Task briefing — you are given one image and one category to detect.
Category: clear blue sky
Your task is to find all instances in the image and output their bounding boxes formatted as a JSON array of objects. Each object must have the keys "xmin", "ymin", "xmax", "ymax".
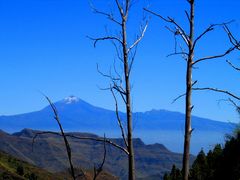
[{"xmin": 0, "ymin": 0, "xmax": 239, "ymax": 123}]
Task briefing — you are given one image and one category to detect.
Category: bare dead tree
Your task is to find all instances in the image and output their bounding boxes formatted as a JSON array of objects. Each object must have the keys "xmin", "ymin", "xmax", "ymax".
[
  {"xmin": 44, "ymin": 95, "xmax": 78, "ymax": 180},
  {"xmin": 89, "ymin": 1, "xmax": 148, "ymax": 179},
  {"xmin": 144, "ymin": 0, "xmax": 236, "ymax": 179},
  {"xmin": 32, "ymin": 96, "xmax": 120, "ymax": 180}
]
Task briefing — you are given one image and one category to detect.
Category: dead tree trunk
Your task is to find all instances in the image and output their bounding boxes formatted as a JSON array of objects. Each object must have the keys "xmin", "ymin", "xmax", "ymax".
[
  {"xmin": 89, "ymin": 1, "xmax": 148, "ymax": 179},
  {"xmin": 182, "ymin": 1, "xmax": 194, "ymax": 179},
  {"xmin": 122, "ymin": 18, "xmax": 135, "ymax": 180},
  {"xmin": 145, "ymin": 0, "xmax": 235, "ymax": 179}
]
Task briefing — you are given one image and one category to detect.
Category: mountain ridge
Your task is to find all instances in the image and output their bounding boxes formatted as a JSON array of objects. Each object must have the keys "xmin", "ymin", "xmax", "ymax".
[
  {"xmin": 0, "ymin": 96, "xmax": 235, "ymax": 154},
  {"xmin": 0, "ymin": 128, "xmax": 188, "ymax": 179},
  {"xmin": 0, "ymin": 96, "xmax": 230, "ymax": 124}
]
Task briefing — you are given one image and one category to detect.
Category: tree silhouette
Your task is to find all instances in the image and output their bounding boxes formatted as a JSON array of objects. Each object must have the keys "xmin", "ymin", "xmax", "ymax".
[
  {"xmin": 89, "ymin": 1, "xmax": 148, "ymax": 179},
  {"xmin": 165, "ymin": 133, "xmax": 240, "ymax": 180},
  {"xmin": 144, "ymin": 1, "xmax": 236, "ymax": 179}
]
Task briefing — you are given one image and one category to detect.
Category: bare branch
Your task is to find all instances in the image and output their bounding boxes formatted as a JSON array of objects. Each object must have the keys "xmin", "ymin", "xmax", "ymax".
[
  {"xmin": 193, "ymin": 46, "xmax": 235, "ymax": 65},
  {"xmin": 112, "ymin": 41, "xmax": 123, "ymax": 62},
  {"xmin": 143, "ymin": 8, "xmax": 172, "ymax": 23},
  {"xmin": 110, "ymin": 87, "xmax": 128, "ymax": 148},
  {"xmin": 172, "ymin": 93, "xmax": 186, "ymax": 104},
  {"xmin": 112, "ymin": 83, "xmax": 127, "ymax": 103},
  {"xmin": 33, "ymin": 131, "xmax": 129, "ymax": 155},
  {"xmin": 192, "ymin": 87, "xmax": 240, "ymax": 101},
  {"xmin": 179, "ymin": 44, "xmax": 188, "ymax": 61},
  {"xmin": 193, "ymin": 21, "xmax": 234, "ymax": 50},
  {"xmin": 143, "ymin": 8, "xmax": 189, "ymax": 46},
  {"xmin": 115, "ymin": 0, "xmax": 124, "ymax": 17},
  {"xmin": 164, "ymin": 26, "xmax": 181, "ymax": 55},
  {"xmin": 127, "ymin": 21, "xmax": 148, "ymax": 53},
  {"xmin": 44, "ymin": 96, "xmax": 77, "ymax": 180},
  {"xmin": 87, "ymin": 36, "xmax": 123, "ymax": 48},
  {"xmin": 193, "ymin": 25, "xmax": 214, "ymax": 48},
  {"xmin": 93, "ymin": 135, "xmax": 107, "ymax": 180},
  {"xmin": 192, "ymin": 80, "xmax": 198, "ymax": 87},
  {"xmin": 224, "ymin": 24, "xmax": 240, "ymax": 50},
  {"xmin": 97, "ymin": 64, "xmax": 127, "ymax": 103},
  {"xmin": 226, "ymin": 60, "xmax": 240, "ymax": 71},
  {"xmin": 90, "ymin": 4, "xmax": 122, "ymax": 26},
  {"xmin": 113, "ymin": 83, "xmax": 126, "ymax": 95},
  {"xmin": 228, "ymin": 98, "xmax": 240, "ymax": 113},
  {"xmin": 167, "ymin": 52, "xmax": 188, "ymax": 58},
  {"xmin": 128, "ymin": 43, "xmax": 138, "ymax": 76},
  {"xmin": 97, "ymin": 86, "xmax": 112, "ymax": 92},
  {"xmin": 97, "ymin": 64, "xmax": 121, "ymax": 82},
  {"xmin": 113, "ymin": 58, "xmax": 123, "ymax": 79},
  {"xmin": 185, "ymin": 10, "xmax": 190, "ymax": 23},
  {"xmin": 191, "ymin": 105, "xmax": 194, "ymax": 111},
  {"xmin": 171, "ymin": 77, "xmax": 198, "ymax": 105},
  {"xmin": 190, "ymin": 128, "xmax": 194, "ymax": 134},
  {"xmin": 165, "ymin": 26, "xmax": 176, "ymax": 34}
]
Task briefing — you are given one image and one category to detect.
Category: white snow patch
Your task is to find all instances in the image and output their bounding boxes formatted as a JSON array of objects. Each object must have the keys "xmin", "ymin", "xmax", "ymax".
[{"xmin": 64, "ymin": 96, "xmax": 80, "ymax": 104}]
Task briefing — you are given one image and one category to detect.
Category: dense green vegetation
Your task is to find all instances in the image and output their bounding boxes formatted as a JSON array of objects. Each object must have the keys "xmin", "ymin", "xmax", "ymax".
[{"xmin": 164, "ymin": 132, "xmax": 240, "ymax": 180}]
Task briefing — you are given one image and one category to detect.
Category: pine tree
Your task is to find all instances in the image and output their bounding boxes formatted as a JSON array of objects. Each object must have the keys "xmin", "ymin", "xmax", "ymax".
[
  {"xmin": 164, "ymin": 130, "xmax": 240, "ymax": 180},
  {"xmin": 190, "ymin": 149, "xmax": 208, "ymax": 180}
]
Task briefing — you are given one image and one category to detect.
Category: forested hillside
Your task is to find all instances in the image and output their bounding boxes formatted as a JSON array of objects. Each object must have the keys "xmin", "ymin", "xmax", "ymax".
[{"xmin": 164, "ymin": 131, "xmax": 240, "ymax": 180}]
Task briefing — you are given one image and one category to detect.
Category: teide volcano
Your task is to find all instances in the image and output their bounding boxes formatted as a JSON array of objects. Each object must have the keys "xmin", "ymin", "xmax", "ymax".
[{"xmin": 0, "ymin": 96, "xmax": 235, "ymax": 154}]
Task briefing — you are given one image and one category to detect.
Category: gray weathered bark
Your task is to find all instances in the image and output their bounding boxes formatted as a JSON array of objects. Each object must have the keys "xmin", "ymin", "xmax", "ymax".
[
  {"xmin": 90, "ymin": 1, "xmax": 148, "ymax": 179},
  {"xmin": 182, "ymin": 1, "xmax": 194, "ymax": 179},
  {"xmin": 145, "ymin": 0, "xmax": 235, "ymax": 179},
  {"xmin": 122, "ymin": 8, "xmax": 135, "ymax": 180}
]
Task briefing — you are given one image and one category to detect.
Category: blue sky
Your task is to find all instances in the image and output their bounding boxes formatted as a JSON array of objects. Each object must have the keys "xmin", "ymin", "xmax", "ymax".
[{"xmin": 0, "ymin": 0, "xmax": 239, "ymax": 123}]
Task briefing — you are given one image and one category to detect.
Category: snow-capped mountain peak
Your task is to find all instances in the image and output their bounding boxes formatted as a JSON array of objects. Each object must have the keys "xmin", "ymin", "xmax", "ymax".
[{"xmin": 64, "ymin": 96, "xmax": 80, "ymax": 104}]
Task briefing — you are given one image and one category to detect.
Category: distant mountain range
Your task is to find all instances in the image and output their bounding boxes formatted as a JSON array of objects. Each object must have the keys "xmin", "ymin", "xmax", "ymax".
[
  {"xmin": 0, "ymin": 128, "xmax": 190, "ymax": 179},
  {"xmin": 0, "ymin": 137, "xmax": 118, "ymax": 180},
  {"xmin": 0, "ymin": 96, "xmax": 236, "ymax": 154}
]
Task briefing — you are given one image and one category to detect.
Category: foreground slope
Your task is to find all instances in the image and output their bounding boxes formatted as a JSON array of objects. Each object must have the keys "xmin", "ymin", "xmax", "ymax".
[
  {"xmin": 0, "ymin": 149, "xmax": 61, "ymax": 180},
  {"xmin": 0, "ymin": 149, "xmax": 117, "ymax": 180}
]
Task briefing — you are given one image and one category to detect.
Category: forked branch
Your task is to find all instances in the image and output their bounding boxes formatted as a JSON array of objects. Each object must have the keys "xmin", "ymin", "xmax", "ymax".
[
  {"xmin": 115, "ymin": 0, "xmax": 124, "ymax": 17},
  {"xmin": 90, "ymin": 4, "xmax": 122, "ymax": 26},
  {"xmin": 193, "ymin": 21, "xmax": 234, "ymax": 49},
  {"xmin": 224, "ymin": 24, "xmax": 240, "ymax": 50},
  {"xmin": 44, "ymin": 96, "xmax": 77, "ymax": 180},
  {"xmin": 143, "ymin": 8, "xmax": 189, "ymax": 46},
  {"xmin": 110, "ymin": 87, "xmax": 128, "ymax": 148}
]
